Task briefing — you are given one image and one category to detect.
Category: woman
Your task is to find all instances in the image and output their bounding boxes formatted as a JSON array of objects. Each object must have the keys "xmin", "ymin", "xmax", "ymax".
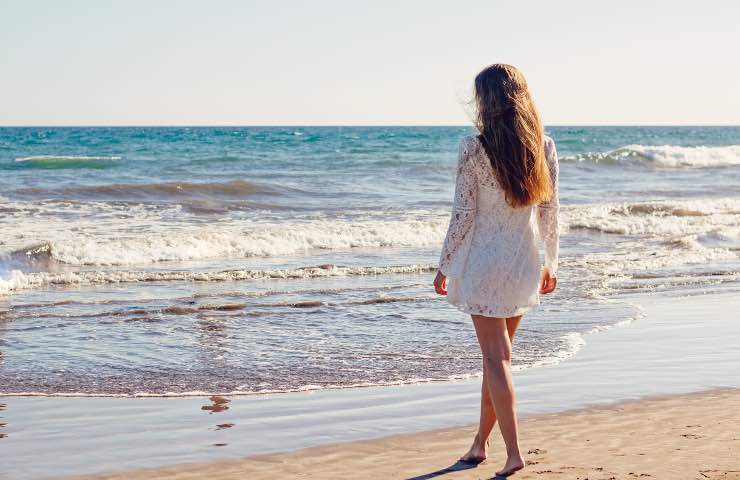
[{"xmin": 433, "ymin": 64, "xmax": 559, "ymax": 477}]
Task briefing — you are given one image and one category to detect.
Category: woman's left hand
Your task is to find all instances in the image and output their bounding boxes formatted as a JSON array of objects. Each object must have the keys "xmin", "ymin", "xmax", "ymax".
[
  {"xmin": 539, "ymin": 267, "xmax": 557, "ymax": 294},
  {"xmin": 433, "ymin": 270, "xmax": 447, "ymax": 296}
]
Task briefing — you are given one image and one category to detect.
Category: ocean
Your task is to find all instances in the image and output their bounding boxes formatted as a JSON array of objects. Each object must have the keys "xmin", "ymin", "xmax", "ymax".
[{"xmin": 1, "ymin": 126, "xmax": 739, "ymax": 397}]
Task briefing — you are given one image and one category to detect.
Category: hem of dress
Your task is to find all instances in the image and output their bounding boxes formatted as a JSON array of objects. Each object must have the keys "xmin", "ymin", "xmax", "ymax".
[{"xmin": 447, "ymin": 298, "xmax": 539, "ymax": 318}]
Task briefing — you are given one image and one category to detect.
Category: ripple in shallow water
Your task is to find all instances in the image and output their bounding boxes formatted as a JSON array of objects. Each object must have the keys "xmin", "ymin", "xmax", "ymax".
[{"xmin": 0, "ymin": 273, "xmax": 642, "ymax": 396}]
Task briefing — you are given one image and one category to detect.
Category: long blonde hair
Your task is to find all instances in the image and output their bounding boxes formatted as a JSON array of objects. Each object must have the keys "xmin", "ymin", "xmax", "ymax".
[{"xmin": 474, "ymin": 64, "xmax": 552, "ymax": 207}]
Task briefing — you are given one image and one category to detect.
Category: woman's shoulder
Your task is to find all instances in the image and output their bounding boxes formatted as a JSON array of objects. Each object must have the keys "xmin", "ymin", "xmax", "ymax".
[
  {"xmin": 459, "ymin": 134, "xmax": 482, "ymax": 157},
  {"xmin": 543, "ymin": 135, "xmax": 556, "ymax": 156}
]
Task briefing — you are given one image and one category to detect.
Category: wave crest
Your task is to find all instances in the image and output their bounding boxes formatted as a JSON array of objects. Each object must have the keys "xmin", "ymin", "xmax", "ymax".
[
  {"xmin": 563, "ymin": 144, "xmax": 740, "ymax": 168},
  {"xmin": 4, "ymin": 214, "xmax": 448, "ymax": 266},
  {"xmin": 564, "ymin": 198, "xmax": 740, "ymax": 237},
  {"xmin": 0, "ymin": 263, "xmax": 437, "ymax": 296},
  {"xmin": 12, "ymin": 155, "xmax": 121, "ymax": 169},
  {"xmin": 28, "ymin": 179, "xmax": 289, "ymax": 200}
]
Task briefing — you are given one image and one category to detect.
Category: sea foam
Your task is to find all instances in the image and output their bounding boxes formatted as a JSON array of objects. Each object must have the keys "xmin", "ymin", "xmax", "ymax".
[
  {"xmin": 13, "ymin": 215, "xmax": 449, "ymax": 266},
  {"xmin": 563, "ymin": 144, "xmax": 740, "ymax": 168},
  {"xmin": 0, "ymin": 264, "xmax": 438, "ymax": 296},
  {"xmin": 563, "ymin": 197, "xmax": 740, "ymax": 238}
]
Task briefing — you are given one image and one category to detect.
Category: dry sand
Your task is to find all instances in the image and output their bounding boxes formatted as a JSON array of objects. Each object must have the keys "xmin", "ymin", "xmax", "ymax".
[{"xmin": 69, "ymin": 388, "xmax": 740, "ymax": 480}]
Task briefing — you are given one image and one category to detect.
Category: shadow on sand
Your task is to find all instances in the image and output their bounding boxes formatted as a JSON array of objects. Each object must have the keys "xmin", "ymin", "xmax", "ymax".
[{"xmin": 406, "ymin": 460, "xmax": 511, "ymax": 480}]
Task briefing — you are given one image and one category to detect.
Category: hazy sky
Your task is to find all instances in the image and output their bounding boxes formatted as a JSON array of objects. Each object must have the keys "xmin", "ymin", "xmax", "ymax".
[{"xmin": 2, "ymin": 0, "xmax": 739, "ymax": 126}]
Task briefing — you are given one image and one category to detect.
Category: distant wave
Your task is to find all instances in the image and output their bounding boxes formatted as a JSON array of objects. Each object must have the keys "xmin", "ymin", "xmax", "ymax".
[
  {"xmin": 0, "ymin": 263, "xmax": 438, "ymax": 296},
  {"xmin": 24, "ymin": 179, "xmax": 292, "ymax": 200},
  {"xmin": 13, "ymin": 155, "xmax": 121, "ymax": 169},
  {"xmin": 562, "ymin": 144, "xmax": 740, "ymax": 168},
  {"xmin": 15, "ymin": 155, "xmax": 122, "ymax": 162}
]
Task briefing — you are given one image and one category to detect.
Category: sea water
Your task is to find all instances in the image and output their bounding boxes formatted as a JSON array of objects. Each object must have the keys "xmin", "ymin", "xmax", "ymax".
[{"xmin": 1, "ymin": 126, "xmax": 739, "ymax": 396}]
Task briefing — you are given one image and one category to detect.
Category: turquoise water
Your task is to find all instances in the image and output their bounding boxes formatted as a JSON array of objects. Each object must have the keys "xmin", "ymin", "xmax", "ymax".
[{"xmin": 1, "ymin": 126, "xmax": 739, "ymax": 396}]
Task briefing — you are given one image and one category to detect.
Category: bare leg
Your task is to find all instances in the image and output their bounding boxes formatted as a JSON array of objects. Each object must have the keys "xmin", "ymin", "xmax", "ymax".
[
  {"xmin": 460, "ymin": 366, "xmax": 494, "ymax": 462},
  {"xmin": 472, "ymin": 315, "xmax": 525, "ymax": 476},
  {"xmin": 460, "ymin": 316, "xmax": 521, "ymax": 463}
]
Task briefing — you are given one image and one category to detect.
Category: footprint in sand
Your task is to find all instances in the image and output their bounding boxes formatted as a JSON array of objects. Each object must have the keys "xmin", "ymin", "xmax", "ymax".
[{"xmin": 699, "ymin": 470, "xmax": 740, "ymax": 480}]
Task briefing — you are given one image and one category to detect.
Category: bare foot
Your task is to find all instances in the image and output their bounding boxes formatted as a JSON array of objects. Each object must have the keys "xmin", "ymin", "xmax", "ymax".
[
  {"xmin": 495, "ymin": 454, "xmax": 525, "ymax": 476},
  {"xmin": 459, "ymin": 433, "xmax": 488, "ymax": 463}
]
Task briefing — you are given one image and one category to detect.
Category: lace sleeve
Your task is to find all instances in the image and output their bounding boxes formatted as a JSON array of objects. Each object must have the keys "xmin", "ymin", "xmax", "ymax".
[
  {"xmin": 438, "ymin": 138, "xmax": 478, "ymax": 276},
  {"xmin": 537, "ymin": 137, "xmax": 560, "ymax": 276}
]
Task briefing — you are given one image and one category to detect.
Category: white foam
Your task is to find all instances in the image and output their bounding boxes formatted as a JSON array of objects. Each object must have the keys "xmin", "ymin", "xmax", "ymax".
[
  {"xmin": 0, "ymin": 263, "xmax": 438, "ymax": 296},
  {"xmin": 0, "ymin": 270, "xmax": 33, "ymax": 296},
  {"xmin": 563, "ymin": 197, "xmax": 740, "ymax": 238},
  {"xmin": 513, "ymin": 332, "xmax": 587, "ymax": 371},
  {"xmin": 9, "ymin": 214, "xmax": 449, "ymax": 266},
  {"xmin": 587, "ymin": 308, "xmax": 644, "ymax": 334},
  {"xmin": 562, "ymin": 198, "xmax": 740, "ymax": 279},
  {"xmin": 563, "ymin": 144, "xmax": 740, "ymax": 168},
  {"xmin": 14, "ymin": 197, "xmax": 736, "ymax": 268}
]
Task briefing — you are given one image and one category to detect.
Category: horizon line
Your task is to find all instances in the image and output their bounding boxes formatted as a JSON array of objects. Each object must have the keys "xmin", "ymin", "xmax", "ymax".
[{"xmin": 1, "ymin": 123, "xmax": 739, "ymax": 128}]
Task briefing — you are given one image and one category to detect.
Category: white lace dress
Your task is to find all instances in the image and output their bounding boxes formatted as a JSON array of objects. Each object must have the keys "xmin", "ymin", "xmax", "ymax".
[{"xmin": 438, "ymin": 135, "xmax": 560, "ymax": 318}]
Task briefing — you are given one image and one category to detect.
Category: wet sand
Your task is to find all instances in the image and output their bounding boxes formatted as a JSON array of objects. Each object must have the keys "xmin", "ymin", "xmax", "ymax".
[{"xmin": 67, "ymin": 388, "xmax": 740, "ymax": 480}]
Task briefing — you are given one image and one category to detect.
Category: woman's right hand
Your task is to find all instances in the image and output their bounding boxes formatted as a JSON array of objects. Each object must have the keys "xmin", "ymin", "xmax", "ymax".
[
  {"xmin": 539, "ymin": 267, "xmax": 557, "ymax": 294},
  {"xmin": 433, "ymin": 270, "xmax": 447, "ymax": 296}
]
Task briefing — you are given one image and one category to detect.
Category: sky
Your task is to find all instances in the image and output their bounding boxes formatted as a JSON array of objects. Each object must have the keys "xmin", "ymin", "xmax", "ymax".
[{"xmin": 1, "ymin": 0, "xmax": 739, "ymax": 126}]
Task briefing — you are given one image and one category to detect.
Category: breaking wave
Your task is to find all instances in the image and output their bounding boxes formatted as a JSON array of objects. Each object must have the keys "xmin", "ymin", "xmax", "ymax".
[
  {"xmin": 563, "ymin": 197, "xmax": 740, "ymax": 238},
  {"xmin": 0, "ymin": 263, "xmax": 437, "ymax": 296},
  {"xmin": 562, "ymin": 144, "xmax": 740, "ymax": 168},
  {"xmin": 4, "ymin": 214, "xmax": 449, "ymax": 266}
]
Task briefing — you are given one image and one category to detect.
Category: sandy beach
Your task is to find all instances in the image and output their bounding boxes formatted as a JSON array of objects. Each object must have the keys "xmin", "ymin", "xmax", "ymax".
[{"xmin": 67, "ymin": 388, "xmax": 740, "ymax": 480}]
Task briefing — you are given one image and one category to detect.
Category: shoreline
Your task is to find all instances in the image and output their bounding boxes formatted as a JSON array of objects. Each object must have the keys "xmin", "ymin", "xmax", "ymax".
[
  {"xmin": 3, "ymin": 288, "xmax": 740, "ymax": 479},
  {"xmin": 66, "ymin": 387, "xmax": 740, "ymax": 480}
]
